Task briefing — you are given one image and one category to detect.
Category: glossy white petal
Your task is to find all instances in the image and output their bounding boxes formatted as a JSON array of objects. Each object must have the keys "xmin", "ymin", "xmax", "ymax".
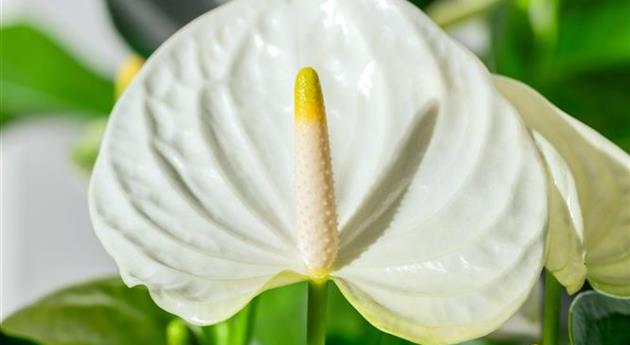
[
  {"xmin": 488, "ymin": 280, "xmax": 542, "ymax": 341},
  {"xmin": 531, "ymin": 132, "xmax": 586, "ymax": 294},
  {"xmin": 495, "ymin": 76, "xmax": 630, "ymax": 297},
  {"xmin": 323, "ymin": 1, "xmax": 547, "ymax": 344},
  {"xmin": 90, "ymin": 0, "xmax": 549, "ymax": 340},
  {"xmin": 89, "ymin": 0, "xmax": 311, "ymax": 324}
]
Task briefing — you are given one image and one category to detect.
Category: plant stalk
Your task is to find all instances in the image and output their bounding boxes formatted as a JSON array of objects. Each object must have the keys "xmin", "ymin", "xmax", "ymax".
[
  {"xmin": 542, "ymin": 269, "xmax": 561, "ymax": 345},
  {"xmin": 307, "ymin": 280, "xmax": 329, "ymax": 345}
]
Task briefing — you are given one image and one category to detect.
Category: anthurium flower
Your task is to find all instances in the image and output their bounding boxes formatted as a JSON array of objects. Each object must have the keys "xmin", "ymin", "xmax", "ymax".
[{"xmin": 88, "ymin": 0, "xmax": 630, "ymax": 344}]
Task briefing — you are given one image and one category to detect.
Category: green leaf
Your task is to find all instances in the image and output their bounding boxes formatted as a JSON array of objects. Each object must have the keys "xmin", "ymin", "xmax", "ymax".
[
  {"xmin": 489, "ymin": 0, "xmax": 630, "ymax": 151},
  {"xmin": 0, "ymin": 24, "xmax": 114, "ymax": 126},
  {"xmin": 553, "ymin": 0, "xmax": 630, "ymax": 74},
  {"xmin": 407, "ymin": 0, "xmax": 440, "ymax": 10},
  {"xmin": 1, "ymin": 277, "xmax": 174, "ymax": 345},
  {"xmin": 569, "ymin": 291, "xmax": 630, "ymax": 345},
  {"xmin": 537, "ymin": 65, "xmax": 630, "ymax": 152},
  {"xmin": 251, "ymin": 282, "xmax": 306, "ymax": 345},
  {"xmin": 105, "ymin": 0, "xmax": 224, "ymax": 57},
  {"xmin": 0, "ymin": 331, "xmax": 39, "ymax": 345}
]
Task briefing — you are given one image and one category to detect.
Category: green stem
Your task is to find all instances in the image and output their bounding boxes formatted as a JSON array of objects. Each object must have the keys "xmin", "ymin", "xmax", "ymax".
[
  {"xmin": 307, "ymin": 280, "xmax": 329, "ymax": 345},
  {"xmin": 542, "ymin": 269, "xmax": 561, "ymax": 345}
]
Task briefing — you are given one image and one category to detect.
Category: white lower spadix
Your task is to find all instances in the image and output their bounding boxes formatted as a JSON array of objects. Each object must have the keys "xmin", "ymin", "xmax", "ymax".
[{"xmin": 294, "ymin": 68, "xmax": 339, "ymax": 278}]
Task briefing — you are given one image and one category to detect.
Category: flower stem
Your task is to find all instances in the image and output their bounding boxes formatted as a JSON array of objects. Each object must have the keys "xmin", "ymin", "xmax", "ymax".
[
  {"xmin": 307, "ymin": 280, "xmax": 329, "ymax": 345},
  {"xmin": 542, "ymin": 269, "xmax": 561, "ymax": 345}
]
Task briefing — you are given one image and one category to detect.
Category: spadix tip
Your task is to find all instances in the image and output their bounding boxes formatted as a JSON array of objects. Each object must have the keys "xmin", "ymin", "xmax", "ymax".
[{"xmin": 295, "ymin": 67, "xmax": 325, "ymax": 123}]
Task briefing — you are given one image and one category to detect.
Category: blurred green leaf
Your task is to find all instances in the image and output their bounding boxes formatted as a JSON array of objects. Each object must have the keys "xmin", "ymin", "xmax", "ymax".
[
  {"xmin": 1, "ymin": 277, "xmax": 174, "ymax": 345},
  {"xmin": 105, "ymin": 0, "xmax": 224, "ymax": 57},
  {"xmin": 553, "ymin": 0, "xmax": 630, "ymax": 74},
  {"xmin": 569, "ymin": 291, "xmax": 630, "ymax": 345},
  {"xmin": 490, "ymin": 0, "xmax": 630, "ymax": 151},
  {"xmin": 0, "ymin": 24, "xmax": 114, "ymax": 126},
  {"xmin": 408, "ymin": 0, "xmax": 440, "ymax": 9},
  {"xmin": 251, "ymin": 282, "xmax": 306, "ymax": 345},
  {"xmin": 0, "ymin": 331, "xmax": 39, "ymax": 345}
]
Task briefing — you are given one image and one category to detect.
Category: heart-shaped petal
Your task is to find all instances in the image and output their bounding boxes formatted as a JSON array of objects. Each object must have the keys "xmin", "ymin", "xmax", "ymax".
[
  {"xmin": 91, "ymin": 0, "xmax": 551, "ymax": 343},
  {"xmin": 495, "ymin": 76, "xmax": 630, "ymax": 297},
  {"xmin": 531, "ymin": 131, "xmax": 586, "ymax": 294}
]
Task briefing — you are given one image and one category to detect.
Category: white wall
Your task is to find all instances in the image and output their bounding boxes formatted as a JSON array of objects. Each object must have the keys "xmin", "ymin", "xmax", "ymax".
[{"xmin": 0, "ymin": 0, "xmax": 126, "ymax": 318}]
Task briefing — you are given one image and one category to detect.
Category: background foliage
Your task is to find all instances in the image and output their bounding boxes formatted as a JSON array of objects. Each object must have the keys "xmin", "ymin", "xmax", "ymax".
[
  {"xmin": 489, "ymin": 0, "xmax": 630, "ymax": 151},
  {"xmin": 2, "ymin": 0, "xmax": 629, "ymax": 344}
]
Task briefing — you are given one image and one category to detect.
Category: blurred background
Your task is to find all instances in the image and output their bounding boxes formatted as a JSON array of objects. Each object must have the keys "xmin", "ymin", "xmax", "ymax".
[{"xmin": 1, "ymin": 0, "xmax": 628, "ymax": 343}]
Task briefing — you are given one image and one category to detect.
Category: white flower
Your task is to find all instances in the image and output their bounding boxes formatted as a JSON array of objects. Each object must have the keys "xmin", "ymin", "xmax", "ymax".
[{"xmin": 88, "ymin": 0, "xmax": 629, "ymax": 344}]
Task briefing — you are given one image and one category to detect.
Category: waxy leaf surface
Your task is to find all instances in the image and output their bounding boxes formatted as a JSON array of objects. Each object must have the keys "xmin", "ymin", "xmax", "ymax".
[
  {"xmin": 569, "ymin": 291, "xmax": 630, "ymax": 345},
  {"xmin": 1, "ymin": 278, "xmax": 173, "ymax": 345},
  {"xmin": 0, "ymin": 24, "xmax": 114, "ymax": 126}
]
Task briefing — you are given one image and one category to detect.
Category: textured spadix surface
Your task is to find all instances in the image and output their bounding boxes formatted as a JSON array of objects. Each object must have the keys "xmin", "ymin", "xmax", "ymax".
[{"xmin": 89, "ymin": 0, "xmax": 626, "ymax": 344}]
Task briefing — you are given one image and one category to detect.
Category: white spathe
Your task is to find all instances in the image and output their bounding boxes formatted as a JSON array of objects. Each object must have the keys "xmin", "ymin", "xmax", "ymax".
[
  {"xmin": 88, "ymin": 0, "xmax": 629, "ymax": 344},
  {"xmin": 495, "ymin": 77, "xmax": 630, "ymax": 297}
]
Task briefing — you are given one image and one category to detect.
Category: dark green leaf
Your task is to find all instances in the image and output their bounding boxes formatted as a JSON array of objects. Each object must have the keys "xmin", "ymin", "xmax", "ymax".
[
  {"xmin": 538, "ymin": 64, "xmax": 630, "ymax": 151},
  {"xmin": 0, "ymin": 24, "xmax": 114, "ymax": 126},
  {"xmin": 552, "ymin": 1, "xmax": 630, "ymax": 76},
  {"xmin": 569, "ymin": 291, "xmax": 630, "ymax": 345},
  {"xmin": 105, "ymin": 0, "xmax": 225, "ymax": 56},
  {"xmin": 1, "ymin": 277, "xmax": 174, "ymax": 345},
  {"xmin": 0, "ymin": 331, "xmax": 39, "ymax": 345},
  {"xmin": 407, "ymin": 0, "xmax": 440, "ymax": 9}
]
